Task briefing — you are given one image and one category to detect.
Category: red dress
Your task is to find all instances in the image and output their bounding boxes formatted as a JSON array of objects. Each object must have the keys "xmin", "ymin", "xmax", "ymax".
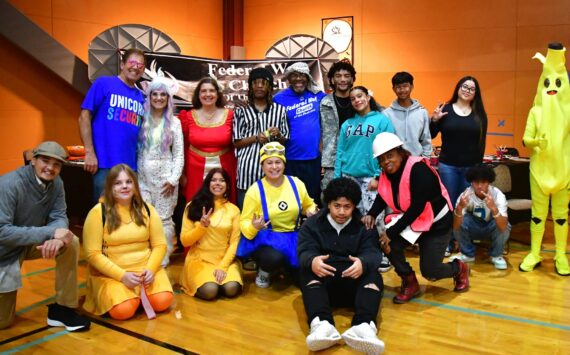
[{"xmin": 178, "ymin": 109, "xmax": 237, "ymax": 203}]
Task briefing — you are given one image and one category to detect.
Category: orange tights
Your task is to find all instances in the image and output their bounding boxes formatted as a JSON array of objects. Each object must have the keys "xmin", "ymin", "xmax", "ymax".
[{"xmin": 108, "ymin": 292, "xmax": 174, "ymax": 320}]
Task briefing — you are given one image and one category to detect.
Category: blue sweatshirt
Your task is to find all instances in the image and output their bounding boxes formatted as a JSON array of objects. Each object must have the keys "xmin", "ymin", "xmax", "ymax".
[
  {"xmin": 273, "ymin": 88, "xmax": 326, "ymax": 160},
  {"xmin": 334, "ymin": 110, "xmax": 395, "ymax": 178}
]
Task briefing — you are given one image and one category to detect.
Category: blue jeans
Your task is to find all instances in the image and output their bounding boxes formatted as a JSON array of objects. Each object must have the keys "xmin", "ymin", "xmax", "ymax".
[
  {"xmin": 459, "ymin": 214, "xmax": 511, "ymax": 257},
  {"xmin": 438, "ymin": 162, "xmax": 471, "ymax": 247},
  {"xmin": 437, "ymin": 162, "xmax": 471, "ymax": 206},
  {"xmin": 92, "ymin": 168, "xmax": 110, "ymax": 203}
]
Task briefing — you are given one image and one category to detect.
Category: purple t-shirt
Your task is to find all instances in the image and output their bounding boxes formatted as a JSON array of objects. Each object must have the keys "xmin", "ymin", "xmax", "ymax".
[
  {"xmin": 273, "ymin": 88, "xmax": 326, "ymax": 160},
  {"xmin": 81, "ymin": 76, "xmax": 145, "ymax": 170}
]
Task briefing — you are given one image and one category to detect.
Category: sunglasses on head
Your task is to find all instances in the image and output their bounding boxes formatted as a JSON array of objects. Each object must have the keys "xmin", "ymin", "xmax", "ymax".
[{"xmin": 260, "ymin": 144, "xmax": 285, "ymax": 156}]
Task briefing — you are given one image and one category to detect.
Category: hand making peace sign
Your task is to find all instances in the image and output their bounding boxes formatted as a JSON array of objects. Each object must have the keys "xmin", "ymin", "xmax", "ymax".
[
  {"xmin": 252, "ymin": 213, "xmax": 270, "ymax": 230},
  {"xmin": 200, "ymin": 207, "xmax": 214, "ymax": 227},
  {"xmin": 431, "ymin": 103, "xmax": 448, "ymax": 122}
]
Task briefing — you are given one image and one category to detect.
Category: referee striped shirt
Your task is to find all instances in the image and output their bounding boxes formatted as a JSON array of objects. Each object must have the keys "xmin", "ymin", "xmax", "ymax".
[{"xmin": 233, "ymin": 102, "xmax": 290, "ymax": 190}]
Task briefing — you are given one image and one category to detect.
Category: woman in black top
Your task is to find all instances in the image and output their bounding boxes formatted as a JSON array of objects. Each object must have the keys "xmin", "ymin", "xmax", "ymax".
[
  {"xmin": 364, "ymin": 132, "xmax": 470, "ymax": 304},
  {"xmin": 429, "ymin": 76, "xmax": 488, "ymax": 254}
]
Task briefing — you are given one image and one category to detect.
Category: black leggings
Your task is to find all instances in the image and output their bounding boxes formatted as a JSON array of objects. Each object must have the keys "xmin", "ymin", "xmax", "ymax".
[
  {"xmin": 387, "ymin": 215, "xmax": 458, "ymax": 280},
  {"xmin": 252, "ymin": 245, "xmax": 287, "ymax": 273},
  {"xmin": 195, "ymin": 282, "xmax": 242, "ymax": 300},
  {"xmin": 300, "ymin": 260, "xmax": 383, "ymax": 326}
]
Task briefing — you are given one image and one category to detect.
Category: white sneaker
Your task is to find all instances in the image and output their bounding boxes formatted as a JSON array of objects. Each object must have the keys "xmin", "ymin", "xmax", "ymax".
[
  {"xmin": 490, "ymin": 256, "xmax": 507, "ymax": 270},
  {"xmin": 448, "ymin": 253, "xmax": 475, "ymax": 263},
  {"xmin": 255, "ymin": 269, "xmax": 271, "ymax": 288},
  {"xmin": 342, "ymin": 321, "xmax": 385, "ymax": 355},
  {"xmin": 306, "ymin": 317, "xmax": 341, "ymax": 351}
]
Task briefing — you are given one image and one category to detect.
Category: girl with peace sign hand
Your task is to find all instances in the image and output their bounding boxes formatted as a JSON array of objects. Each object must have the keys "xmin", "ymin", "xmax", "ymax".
[{"xmin": 179, "ymin": 168, "xmax": 243, "ymax": 300}]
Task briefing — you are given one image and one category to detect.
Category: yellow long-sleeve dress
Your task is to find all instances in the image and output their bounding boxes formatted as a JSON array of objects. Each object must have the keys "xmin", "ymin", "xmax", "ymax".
[
  {"xmin": 180, "ymin": 199, "xmax": 242, "ymax": 296},
  {"xmin": 83, "ymin": 203, "xmax": 173, "ymax": 315}
]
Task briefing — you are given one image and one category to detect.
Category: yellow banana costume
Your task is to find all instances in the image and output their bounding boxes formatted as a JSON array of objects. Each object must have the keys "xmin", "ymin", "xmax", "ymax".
[{"xmin": 520, "ymin": 43, "xmax": 570, "ymax": 275}]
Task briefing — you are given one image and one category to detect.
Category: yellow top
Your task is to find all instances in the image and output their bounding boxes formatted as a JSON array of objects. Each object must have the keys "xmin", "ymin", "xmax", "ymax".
[
  {"xmin": 83, "ymin": 203, "xmax": 166, "ymax": 281},
  {"xmin": 240, "ymin": 176, "xmax": 317, "ymax": 239},
  {"xmin": 181, "ymin": 199, "xmax": 241, "ymax": 270}
]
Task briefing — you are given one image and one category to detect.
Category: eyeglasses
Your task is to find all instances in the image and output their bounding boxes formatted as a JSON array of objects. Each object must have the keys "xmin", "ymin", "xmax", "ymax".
[
  {"xmin": 126, "ymin": 60, "xmax": 145, "ymax": 69},
  {"xmin": 260, "ymin": 144, "xmax": 285, "ymax": 156},
  {"xmin": 460, "ymin": 84, "xmax": 476, "ymax": 93}
]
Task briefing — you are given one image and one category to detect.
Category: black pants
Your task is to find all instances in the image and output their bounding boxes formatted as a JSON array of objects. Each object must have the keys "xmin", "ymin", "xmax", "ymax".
[
  {"xmin": 236, "ymin": 188, "xmax": 247, "ymax": 211},
  {"xmin": 387, "ymin": 214, "xmax": 458, "ymax": 280},
  {"xmin": 300, "ymin": 259, "xmax": 383, "ymax": 327}
]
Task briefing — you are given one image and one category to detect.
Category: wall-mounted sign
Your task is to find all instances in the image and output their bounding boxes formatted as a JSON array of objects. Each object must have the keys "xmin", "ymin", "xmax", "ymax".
[
  {"xmin": 131, "ymin": 51, "xmax": 325, "ymax": 109},
  {"xmin": 322, "ymin": 16, "xmax": 354, "ymax": 63}
]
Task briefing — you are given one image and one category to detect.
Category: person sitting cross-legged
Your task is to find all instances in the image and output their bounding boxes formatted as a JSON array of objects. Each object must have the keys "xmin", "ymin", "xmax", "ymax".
[
  {"xmin": 450, "ymin": 164, "xmax": 511, "ymax": 269},
  {"xmin": 298, "ymin": 177, "xmax": 384, "ymax": 354}
]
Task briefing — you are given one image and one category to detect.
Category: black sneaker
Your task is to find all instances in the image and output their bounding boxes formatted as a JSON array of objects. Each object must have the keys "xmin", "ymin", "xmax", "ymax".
[
  {"xmin": 47, "ymin": 303, "xmax": 90, "ymax": 331},
  {"xmin": 378, "ymin": 255, "xmax": 392, "ymax": 273},
  {"xmin": 242, "ymin": 258, "xmax": 258, "ymax": 271}
]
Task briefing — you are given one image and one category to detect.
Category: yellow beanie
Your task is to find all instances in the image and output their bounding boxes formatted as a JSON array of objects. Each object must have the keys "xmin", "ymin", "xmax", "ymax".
[{"xmin": 259, "ymin": 142, "xmax": 286, "ymax": 164}]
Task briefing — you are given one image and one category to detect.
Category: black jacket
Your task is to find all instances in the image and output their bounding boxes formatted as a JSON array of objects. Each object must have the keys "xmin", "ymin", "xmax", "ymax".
[{"xmin": 298, "ymin": 208, "xmax": 382, "ymax": 273}]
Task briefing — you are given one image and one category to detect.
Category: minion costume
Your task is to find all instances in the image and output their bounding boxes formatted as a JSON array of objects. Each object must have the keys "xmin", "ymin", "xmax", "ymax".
[
  {"xmin": 237, "ymin": 142, "xmax": 317, "ymax": 269},
  {"xmin": 519, "ymin": 43, "xmax": 570, "ymax": 275}
]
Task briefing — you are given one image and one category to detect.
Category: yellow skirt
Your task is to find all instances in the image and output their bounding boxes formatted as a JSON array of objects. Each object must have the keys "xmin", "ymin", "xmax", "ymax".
[
  {"xmin": 83, "ymin": 267, "xmax": 173, "ymax": 315},
  {"xmin": 180, "ymin": 256, "xmax": 243, "ymax": 296}
]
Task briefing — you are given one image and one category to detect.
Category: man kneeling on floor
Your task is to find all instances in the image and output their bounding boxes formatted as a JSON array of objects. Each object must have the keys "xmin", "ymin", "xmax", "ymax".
[
  {"xmin": 450, "ymin": 164, "xmax": 511, "ymax": 269},
  {"xmin": 0, "ymin": 141, "xmax": 90, "ymax": 331},
  {"xmin": 298, "ymin": 177, "xmax": 384, "ymax": 354}
]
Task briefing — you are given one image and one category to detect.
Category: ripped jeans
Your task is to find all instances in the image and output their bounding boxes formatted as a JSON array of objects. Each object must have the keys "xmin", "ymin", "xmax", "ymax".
[{"xmin": 300, "ymin": 259, "xmax": 383, "ymax": 327}]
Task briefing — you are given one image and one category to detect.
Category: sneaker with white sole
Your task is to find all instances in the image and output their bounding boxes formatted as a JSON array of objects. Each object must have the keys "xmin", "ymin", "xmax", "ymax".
[
  {"xmin": 47, "ymin": 303, "xmax": 90, "ymax": 332},
  {"xmin": 242, "ymin": 258, "xmax": 257, "ymax": 271},
  {"xmin": 448, "ymin": 253, "xmax": 475, "ymax": 263},
  {"xmin": 306, "ymin": 317, "xmax": 341, "ymax": 351},
  {"xmin": 342, "ymin": 321, "xmax": 385, "ymax": 355},
  {"xmin": 490, "ymin": 256, "xmax": 507, "ymax": 270},
  {"xmin": 255, "ymin": 269, "xmax": 271, "ymax": 288},
  {"xmin": 378, "ymin": 255, "xmax": 392, "ymax": 273}
]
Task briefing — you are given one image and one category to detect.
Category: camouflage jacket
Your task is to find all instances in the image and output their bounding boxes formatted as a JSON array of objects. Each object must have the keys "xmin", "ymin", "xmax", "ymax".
[{"xmin": 320, "ymin": 94, "xmax": 340, "ymax": 168}]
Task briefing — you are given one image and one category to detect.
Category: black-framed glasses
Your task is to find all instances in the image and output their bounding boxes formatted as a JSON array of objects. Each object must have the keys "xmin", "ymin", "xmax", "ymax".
[{"xmin": 461, "ymin": 84, "xmax": 476, "ymax": 93}]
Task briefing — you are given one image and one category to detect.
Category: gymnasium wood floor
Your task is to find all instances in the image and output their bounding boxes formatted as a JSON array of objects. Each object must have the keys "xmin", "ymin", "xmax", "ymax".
[{"xmin": 1, "ymin": 222, "xmax": 568, "ymax": 354}]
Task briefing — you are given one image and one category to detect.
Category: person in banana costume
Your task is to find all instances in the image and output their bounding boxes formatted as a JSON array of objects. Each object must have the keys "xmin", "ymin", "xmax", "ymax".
[{"xmin": 519, "ymin": 42, "xmax": 570, "ymax": 276}]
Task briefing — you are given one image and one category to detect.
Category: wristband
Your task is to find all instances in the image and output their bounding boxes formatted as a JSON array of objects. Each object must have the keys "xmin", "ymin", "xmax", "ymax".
[
  {"xmin": 493, "ymin": 211, "xmax": 501, "ymax": 218},
  {"xmin": 453, "ymin": 210, "xmax": 463, "ymax": 218}
]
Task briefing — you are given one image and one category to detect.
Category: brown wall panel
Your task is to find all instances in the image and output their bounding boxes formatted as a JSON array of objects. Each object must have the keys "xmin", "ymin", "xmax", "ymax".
[
  {"xmin": 1, "ymin": 0, "xmax": 223, "ymax": 174},
  {"xmin": 362, "ymin": 0, "xmax": 518, "ymax": 31},
  {"xmin": 244, "ymin": 0, "xmax": 569, "ymax": 158},
  {"xmin": 1, "ymin": 0, "xmax": 569, "ymax": 174},
  {"xmin": 0, "ymin": 37, "xmax": 83, "ymax": 173},
  {"xmin": 515, "ymin": 25, "xmax": 570, "ymax": 71},
  {"xmin": 517, "ymin": 0, "xmax": 570, "ymax": 26}
]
